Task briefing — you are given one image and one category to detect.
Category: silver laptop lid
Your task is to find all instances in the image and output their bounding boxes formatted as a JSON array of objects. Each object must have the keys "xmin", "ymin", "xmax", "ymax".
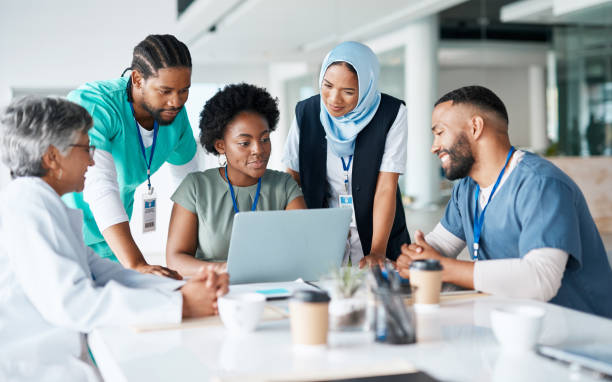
[{"xmin": 227, "ymin": 208, "xmax": 352, "ymax": 284}]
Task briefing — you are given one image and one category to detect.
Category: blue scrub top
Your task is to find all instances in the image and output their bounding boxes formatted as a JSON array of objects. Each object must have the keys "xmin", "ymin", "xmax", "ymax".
[
  {"xmin": 441, "ymin": 152, "xmax": 612, "ymax": 318},
  {"xmin": 63, "ymin": 77, "xmax": 197, "ymax": 260}
]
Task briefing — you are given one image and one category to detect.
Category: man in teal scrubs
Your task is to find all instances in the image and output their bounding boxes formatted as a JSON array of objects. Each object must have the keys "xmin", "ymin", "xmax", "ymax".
[{"xmin": 64, "ymin": 35, "xmax": 197, "ymax": 279}]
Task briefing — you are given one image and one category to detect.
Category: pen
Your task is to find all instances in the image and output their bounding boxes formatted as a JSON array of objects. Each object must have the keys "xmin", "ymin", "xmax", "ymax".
[{"xmin": 303, "ymin": 280, "xmax": 323, "ymax": 291}]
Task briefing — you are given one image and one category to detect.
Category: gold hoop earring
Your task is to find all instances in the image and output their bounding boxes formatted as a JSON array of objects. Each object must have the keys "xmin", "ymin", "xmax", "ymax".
[{"xmin": 218, "ymin": 154, "xmax": 227, "ymax": 167}]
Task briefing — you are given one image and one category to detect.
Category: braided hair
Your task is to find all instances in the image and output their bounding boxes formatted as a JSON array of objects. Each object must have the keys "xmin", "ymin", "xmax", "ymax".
[{"xmin": 123, "ymin": 34, "xmax": 192, "ymax": 101}]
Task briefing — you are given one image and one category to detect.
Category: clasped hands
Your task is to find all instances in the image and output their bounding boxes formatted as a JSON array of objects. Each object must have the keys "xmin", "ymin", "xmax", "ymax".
[
  {"xmin": 396, "ymin": 230, "xmax": 443, "ymax": 277},
  {"xmin": 181, "ymin": 265, "xmax": 229, "ymax": 319}
]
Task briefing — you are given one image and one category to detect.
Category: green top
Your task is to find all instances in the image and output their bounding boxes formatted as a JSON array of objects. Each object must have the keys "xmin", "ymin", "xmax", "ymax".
[
  {"xmin": 62, "ymin": 77, "xmax": 197, "ymax": 260},
  {"xmin": 171, "ymin": 168, "xmax": 303, "ymax": 262}
]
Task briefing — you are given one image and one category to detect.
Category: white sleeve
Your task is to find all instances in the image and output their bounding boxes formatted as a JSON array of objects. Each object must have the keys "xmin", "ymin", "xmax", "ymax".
[
  {"xmin": 379, "ymin": 103, "xmax": 407, "ymax": 174},
  {"xmin": 168, "ymin": 151, "xmax": 200, "ymax": 193},
  {"xmin": 82, "ymin": 150, "xmax": 128, "ymax": 232},
  {"xmin": 473, "ymin": 248, "xmax": 569, "ymax": 301},
  {"xmin": 9, "ymin": 199, "xmax": 182, "ymax": 332},
  {"xmin": 425, "ymin": 223, "xmax": 466, "ymax": 259},
  {"xmin": 87, "ymin": 247, "xmax": 185, "ymax": 291},
  {"xmin": 282, "ymin": 117, "xmax": 300, "ymax": 172}
]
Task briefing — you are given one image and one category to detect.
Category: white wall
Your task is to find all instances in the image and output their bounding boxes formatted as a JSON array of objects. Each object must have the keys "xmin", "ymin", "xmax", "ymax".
[
  {"xmin": 438, "ymin": 67, "xmax": 534, "ymax": 148},
  {"xmin": 0, "ymin": 0, "xmax": 178, "ymax": 190},
  {"xmin": 191, "ymin": 63, "xmax": 269, "ymax": 88},
  {"xmin": 0, "ymin": 0, "xmax": 177, "ymax": 107}
]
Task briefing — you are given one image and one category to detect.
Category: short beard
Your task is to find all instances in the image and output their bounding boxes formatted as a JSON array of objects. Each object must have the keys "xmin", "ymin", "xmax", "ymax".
[
  {"xmin": 141, "ymin": 101, "xmax": 182, "ymax": 126},
  {"xmin": 441, "ymin": 133, "xmax": 475, "ymax": 181}
]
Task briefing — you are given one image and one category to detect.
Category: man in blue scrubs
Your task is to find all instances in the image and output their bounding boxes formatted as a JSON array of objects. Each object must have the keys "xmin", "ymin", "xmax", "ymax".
[{"xmin": 397, "ymin": 85, "xmax": 612, "ymax": 318}]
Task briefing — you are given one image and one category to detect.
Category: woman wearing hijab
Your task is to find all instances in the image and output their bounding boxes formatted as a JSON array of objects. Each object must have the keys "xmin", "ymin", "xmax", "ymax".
[{"xmin": 283, "ymin": 41, "xmax": 410, "ymax": 268}]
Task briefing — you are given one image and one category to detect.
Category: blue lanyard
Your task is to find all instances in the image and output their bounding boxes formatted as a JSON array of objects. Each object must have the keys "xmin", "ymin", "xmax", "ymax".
[
  {"xmin": 224, "ymin": 165, "xmax": 262, "ymax": 213},
  {"xmin": 129, "ymin": 103, "xmax": 159, "ymax": 192},
  {"xmin": 472, "ymin": 146, "xmax": 515, "ymax": 261},
  {"xmin": 341, "ymin": 155, "xmax": 353, "ymax": 193}
]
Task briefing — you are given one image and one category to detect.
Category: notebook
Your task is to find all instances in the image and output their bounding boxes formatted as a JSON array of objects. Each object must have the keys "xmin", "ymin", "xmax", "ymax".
[{"xmin": 229, "ymin": 280, "xmax": 321, "ymax": 300}]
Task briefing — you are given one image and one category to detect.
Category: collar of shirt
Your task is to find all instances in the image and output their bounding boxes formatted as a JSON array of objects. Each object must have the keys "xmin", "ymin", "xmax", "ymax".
[{"xmin": 478, "ymin": 150, "xmax": 526, "ymax": 209}]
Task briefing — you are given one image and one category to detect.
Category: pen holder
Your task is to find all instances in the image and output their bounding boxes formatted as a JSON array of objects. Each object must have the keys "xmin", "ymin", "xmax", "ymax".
[{"xmin": 373, "ymin": 288, "xmax": 416, "ymax": 345}]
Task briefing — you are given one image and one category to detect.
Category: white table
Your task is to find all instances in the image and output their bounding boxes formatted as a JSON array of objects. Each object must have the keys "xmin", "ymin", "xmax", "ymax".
[{"xmin": 89, "ymin": 295, "xmax": 612, "ymax": 381}]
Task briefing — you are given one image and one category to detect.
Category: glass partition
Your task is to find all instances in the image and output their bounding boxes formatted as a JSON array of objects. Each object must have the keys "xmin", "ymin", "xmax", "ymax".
[{"xmin": 555, "ymin": 25, "xmax": 612, "ymax": 156}]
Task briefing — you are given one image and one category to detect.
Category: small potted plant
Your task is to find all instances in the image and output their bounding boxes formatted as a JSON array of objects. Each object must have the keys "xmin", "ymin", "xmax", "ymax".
[{"xmin": 325, "ymin": 267, "xmax": 369, "ymax": 331}]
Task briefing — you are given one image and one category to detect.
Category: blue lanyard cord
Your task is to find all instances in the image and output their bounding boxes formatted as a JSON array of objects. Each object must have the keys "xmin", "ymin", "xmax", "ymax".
[
  {"xmin": 472, "ymin": 146, "xmax": 515, "ymax": 261},
  {"xmin": 129, "ymin": 103, "xmax": 159, "ymax": 191},
  {"xmin": 341, "ymin": 155, "xmax": 353, "ymax": 193},
  {"xmin": 224, "ymin": 165, "xmax": 262, "ymax": 214}
]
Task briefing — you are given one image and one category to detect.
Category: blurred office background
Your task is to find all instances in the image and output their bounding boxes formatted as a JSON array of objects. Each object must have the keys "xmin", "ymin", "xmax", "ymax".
[{"xmin": 1, "ymin": 0, "xmax": 611, "ymax": 262}]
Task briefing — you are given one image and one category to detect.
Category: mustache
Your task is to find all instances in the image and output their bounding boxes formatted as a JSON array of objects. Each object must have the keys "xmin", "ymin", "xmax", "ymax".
[{"xmin": 161, "ymin": 107, "xmax": 182, "ymax": 113}]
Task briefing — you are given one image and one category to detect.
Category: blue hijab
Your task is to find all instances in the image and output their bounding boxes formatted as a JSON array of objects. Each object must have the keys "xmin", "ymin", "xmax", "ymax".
[{"xmin": 319, "ymin": 41, "xmax": 381, "ymax": 157}]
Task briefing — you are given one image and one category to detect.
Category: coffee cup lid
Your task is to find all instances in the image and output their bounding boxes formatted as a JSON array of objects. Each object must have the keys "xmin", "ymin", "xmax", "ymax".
[
  {"xmin": 409, "ymin": 259, "xmax": 443, "ymax": 271},
  {"xmin": 291, "ymin": 289, "xmax": 330, "ymax": 303}
]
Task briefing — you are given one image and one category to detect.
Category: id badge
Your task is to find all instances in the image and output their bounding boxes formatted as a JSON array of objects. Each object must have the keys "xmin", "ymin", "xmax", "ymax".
[
  {"xmin": 339, "ymin": 194, "xmax": 356, "ymax": 226},
  {"xmin": 142, "ymin": 190, "xmax": 157, "ymax": 233}
]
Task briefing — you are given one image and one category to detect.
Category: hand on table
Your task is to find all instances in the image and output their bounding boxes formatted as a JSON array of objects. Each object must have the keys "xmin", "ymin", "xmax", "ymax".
[
  {"xmin": 135, "ymin": 263, "xmax": 183, "ymax": 280},
  {"xmin": 396, "ymin": 230, "xmax": 443, "ymax": 278},
  {"xmin": 210, "ymin": 262, "xmax": 227, "ymax": 273},
  {"xmin": 181, "ymin": 266, "xmax": 230, "ymax": 319},
  {"xmin": 358, "ymin": 252, "xmax": 386, "ymax": 269}
]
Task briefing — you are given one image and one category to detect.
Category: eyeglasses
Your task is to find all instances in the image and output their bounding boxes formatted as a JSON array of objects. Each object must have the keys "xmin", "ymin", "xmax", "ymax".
[{"xmin": 69, "ymin": 144, "xmax": 96, "ymax": 159}]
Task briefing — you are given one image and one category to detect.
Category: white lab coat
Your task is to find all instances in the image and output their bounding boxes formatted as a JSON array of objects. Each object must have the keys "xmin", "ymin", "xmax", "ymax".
[{"xmin": 0, "ymin": 177, "xmax": 184, "ymax": 381}]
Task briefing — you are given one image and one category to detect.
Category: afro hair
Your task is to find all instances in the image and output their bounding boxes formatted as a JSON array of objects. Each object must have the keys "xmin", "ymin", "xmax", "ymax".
[{"xmin": 199, "ymin": 83, "xmax": 279, "ymax": 155}]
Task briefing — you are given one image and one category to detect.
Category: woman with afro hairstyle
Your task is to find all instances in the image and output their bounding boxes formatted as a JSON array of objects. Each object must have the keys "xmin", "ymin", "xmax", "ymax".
[{"xmin": 166, "ymin": 83, "xmax": 306, "ymax": 276}]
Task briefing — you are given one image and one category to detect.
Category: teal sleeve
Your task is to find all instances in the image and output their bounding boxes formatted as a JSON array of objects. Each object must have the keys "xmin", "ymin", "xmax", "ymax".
[
  {"xmin": 283, "ymin": 173, "xmax": 303, "ymax": 207},
  {"xmin": 67, "ymin": 91, "xmax": 118, "ymax": 153},
  {"xmin": 167, "ymin": 112, "xmax": 197, "ymax": 166},
  {"xmin": 171, "ymin": 173, "xmax": 198, "ymax": 214}
]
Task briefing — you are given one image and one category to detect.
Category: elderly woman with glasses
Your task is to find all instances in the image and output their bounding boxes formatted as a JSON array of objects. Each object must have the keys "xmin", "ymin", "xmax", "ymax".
[{"xmin": 0, "ymin": 97, "xmax": 228, "ymax": 381}]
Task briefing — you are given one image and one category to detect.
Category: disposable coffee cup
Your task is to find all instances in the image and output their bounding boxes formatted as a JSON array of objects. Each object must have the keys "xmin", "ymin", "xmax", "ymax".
[
  {"xmin": 409, "ymin": 259, "xmax": 443, "ymax": 311},
  {"xmin": 289, "ymin": 290, "xmax": 330, "ymax": 346}
]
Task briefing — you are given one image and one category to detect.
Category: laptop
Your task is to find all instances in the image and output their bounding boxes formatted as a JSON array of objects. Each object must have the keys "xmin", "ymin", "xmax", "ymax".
[{"xmin": 226, "ymin": 208, "xmax": 352, "ymax": 285}]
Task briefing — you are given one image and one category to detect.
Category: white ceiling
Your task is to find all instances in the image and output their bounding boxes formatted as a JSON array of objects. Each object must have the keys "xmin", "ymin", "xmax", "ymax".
[{"xmin": 177, "ymin": 0, "xmax": 468, "ymax": 64}]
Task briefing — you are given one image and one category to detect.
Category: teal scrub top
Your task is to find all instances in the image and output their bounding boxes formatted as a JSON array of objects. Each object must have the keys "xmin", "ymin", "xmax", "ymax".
[{"xmin": 63, "ymin": 77, "xmax": 197, "ymax": 260}]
